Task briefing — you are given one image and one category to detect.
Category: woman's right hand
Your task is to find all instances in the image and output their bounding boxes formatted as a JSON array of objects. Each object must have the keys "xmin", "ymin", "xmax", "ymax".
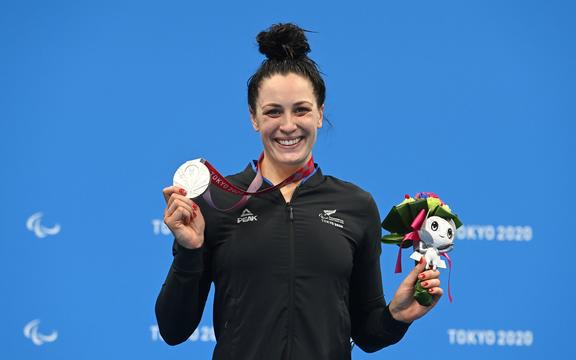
[{"xmin": 162, "ymin": 186, "xmax": 206, "ymax": 249}]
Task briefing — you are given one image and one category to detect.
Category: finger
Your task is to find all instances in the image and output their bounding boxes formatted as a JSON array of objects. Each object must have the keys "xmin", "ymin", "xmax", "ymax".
[
  {"xmin": 169, "ymin": 198, "xmax": 194, "ymax": 216},
  {"xmin": 192, "ymin": 202, "xmax": 204, "ymax": 223},
  {"xmin": 163, "ymin": 186, "xmax": 179, "ymax": 203},
  {"xmin": 166, "ymin": 191, "xmax": 195, "ymax": 207},
  {"xmin": 163, "ymin": 186, "xmax": 187, "ymax": 203},
  {"xmin": 419, "ymin": 279, "xmax": 441, "ymax": 289},
  {"xmin": 166, "ymin": 193, "xmax": 195, "ymax": 211},
  {"xmin": 164, "ymin": 204, "xmax": 178, "ymax": 221},
  {"xmin": 171, "ymin": 207, "xmax": 192, "ymax": 226},
  {"xmin": 165, "ymin": 199, "xmax": 197, "ymax": 221},
  {"xmin": 177, "ymin": 207, "xmax": 192, "ymax": 225},
  {"xmin": 417, "ymin": 268, "xmax": 440, "ymax": 281},
  {"xmin": 427, "ymin": 286, "xmax": 444, "ymax": 302},
  {"xmin": 401, "ymin": 257, "xmax": 427, "ymax": 287},
  {"xmin": 165, "ymin": 198, "xmax": 190, "ymax": 218}
]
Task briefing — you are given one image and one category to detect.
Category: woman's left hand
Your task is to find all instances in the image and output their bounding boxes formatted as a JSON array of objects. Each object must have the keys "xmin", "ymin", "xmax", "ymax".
[{"xmin": 388, "ymin": 259, "xmax": 443, "ymax": 323}]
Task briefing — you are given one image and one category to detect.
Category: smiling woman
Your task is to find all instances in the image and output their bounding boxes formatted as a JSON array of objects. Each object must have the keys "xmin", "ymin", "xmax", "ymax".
[
  {"xmin": 247, "ymin": 24, "xmax": 326, "ymax": 202},
  {"xmin": 156, "ymin": 23, "xmax": 445, "ymax": 360},
  {"xmin": 250, "ymin": 73, "xmax": 323, "ymax": 201}
]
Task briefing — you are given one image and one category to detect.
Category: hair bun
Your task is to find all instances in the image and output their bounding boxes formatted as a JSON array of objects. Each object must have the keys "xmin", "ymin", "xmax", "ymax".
[{"xmin": 256, "ymin": 23, "xmax": 311, "ymax": 61}]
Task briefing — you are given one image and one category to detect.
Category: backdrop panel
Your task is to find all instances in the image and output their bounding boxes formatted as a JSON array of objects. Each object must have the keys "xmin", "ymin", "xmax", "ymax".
[{"xmin": 1, "ymin": 0, "xmax": 574, "ymax": 359}]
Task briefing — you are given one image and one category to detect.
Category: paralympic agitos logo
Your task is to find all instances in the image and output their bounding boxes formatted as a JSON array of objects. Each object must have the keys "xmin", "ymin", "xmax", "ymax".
[
  {"xmin": 26, "ymin": 212, "xmax": 61, "ymax": 238},
  {"xmin": 23, "ymin": 319, "xmax": 58, "ymax": 346}
]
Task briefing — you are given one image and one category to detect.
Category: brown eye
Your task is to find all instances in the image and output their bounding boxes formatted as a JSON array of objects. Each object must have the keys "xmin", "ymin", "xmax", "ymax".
[
  {"xmin": 431, "ymin": 221, "xmax": 438, "ymax": 231},
  {"xmin": 294, "ymin": 107, "xmax": 310, "ymax": 115},
  {"xmin": 264, "ymin": 108, "xmax": 282, "ymax": 117},
  {"xmin": 447, "ymin": 228, "xmax": 453, "ymax": 239}
]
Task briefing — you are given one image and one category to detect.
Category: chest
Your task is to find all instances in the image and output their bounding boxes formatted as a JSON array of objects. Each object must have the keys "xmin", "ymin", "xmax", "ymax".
[{"xmin": 209, "ymin": 197, "xmax": 363, "ymax": 282}]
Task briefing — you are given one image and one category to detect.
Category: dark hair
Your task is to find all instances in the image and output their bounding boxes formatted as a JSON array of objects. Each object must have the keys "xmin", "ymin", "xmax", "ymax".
[{"xmin": 247, "ymin": 23, "xmax": 326, "ymax": 113}]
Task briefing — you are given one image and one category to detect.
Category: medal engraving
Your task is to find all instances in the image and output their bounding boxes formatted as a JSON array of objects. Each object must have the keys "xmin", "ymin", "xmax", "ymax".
[{"xmin": 173, "ymin": 159, "xmax": 210, "ymax": 199}]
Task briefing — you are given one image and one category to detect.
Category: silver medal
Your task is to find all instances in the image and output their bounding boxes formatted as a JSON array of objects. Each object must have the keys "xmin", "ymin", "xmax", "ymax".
[{"xmin": 173, "ymin": 159, "xmax": 211, "ymax": 199}]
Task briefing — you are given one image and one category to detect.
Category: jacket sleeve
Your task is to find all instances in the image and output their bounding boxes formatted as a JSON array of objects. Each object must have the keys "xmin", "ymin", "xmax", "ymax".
[
  {"xmin": 155, "ymin": 240, "xmax": 212, "ymax": 345},
  {"xmin": 349, "ymin": 194, "xmax": 411, "ymax": 352}
]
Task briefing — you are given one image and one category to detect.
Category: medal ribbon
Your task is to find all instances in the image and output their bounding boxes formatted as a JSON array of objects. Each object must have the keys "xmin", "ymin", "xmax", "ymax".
[{"xmin": 201, "ymin": 153, "xmax": 315, "ymax": 212}]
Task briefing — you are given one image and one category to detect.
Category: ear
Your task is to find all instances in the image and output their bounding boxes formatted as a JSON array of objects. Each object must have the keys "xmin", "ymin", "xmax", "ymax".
[
  {"xmin": 317, "ymin": 104, "xmax": 324, "ymax": 129},
  {"xmin": 249, "ymin": 107, "xmax": 259, "ymax": 131}
]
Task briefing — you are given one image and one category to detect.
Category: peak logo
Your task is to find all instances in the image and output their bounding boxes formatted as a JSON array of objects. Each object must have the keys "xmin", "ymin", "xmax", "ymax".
[
  {"xmin": 26, "ymin": 212, "xmax": 61, "ymax": 238},
  {"xmin": 319, "ymin": 209, "xmax": 344, "ymax": 229},
  {"xmin": 237, "ymin": 209, "xmax": 258, "ymax": 224},
  {"xmin": 24, "ymin": 319, "xmax": 58, "ymax": 346}
]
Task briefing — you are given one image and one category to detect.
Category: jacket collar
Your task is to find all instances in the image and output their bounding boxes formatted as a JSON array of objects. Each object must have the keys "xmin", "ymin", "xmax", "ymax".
[{"xmin": 234, "ymin": 161, "xmax": 325, "ymax": 191}]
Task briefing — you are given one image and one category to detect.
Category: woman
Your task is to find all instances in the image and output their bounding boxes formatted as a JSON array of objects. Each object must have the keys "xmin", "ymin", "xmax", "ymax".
[{"xmin": 156, "ymin": 23, "xmax": 443, "ymax": 359}]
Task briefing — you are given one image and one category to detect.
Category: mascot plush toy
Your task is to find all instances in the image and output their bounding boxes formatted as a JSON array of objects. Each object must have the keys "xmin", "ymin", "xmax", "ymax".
[{"xmin": 381, "ymin": 192, "xmax": 462, "ymax": 306}]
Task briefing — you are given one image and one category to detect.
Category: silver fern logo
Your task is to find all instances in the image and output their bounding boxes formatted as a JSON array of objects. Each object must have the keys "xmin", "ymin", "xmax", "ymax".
[
  {"xmin": 319, "ymin": 210, "xmax": 344, "ymax": 229},
  {"xmin": 23, "ymin": 319, "xmax": 58, "ymax": 346},
  {"xmin": 26, "ymin": 212, "xmax": 61, "ymax": 238}
]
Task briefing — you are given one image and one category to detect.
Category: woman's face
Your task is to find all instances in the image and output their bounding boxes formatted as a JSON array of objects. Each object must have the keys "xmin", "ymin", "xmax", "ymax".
[{"xmin": 250, "ymin": 73, "xmax": 323, "ymax": 170}]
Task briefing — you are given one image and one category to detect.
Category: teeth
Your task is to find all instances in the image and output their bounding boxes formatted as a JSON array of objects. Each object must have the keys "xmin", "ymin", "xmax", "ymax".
[{"xmin": 277, "ymin": 138, "xmax": 301, "ymax": 146}]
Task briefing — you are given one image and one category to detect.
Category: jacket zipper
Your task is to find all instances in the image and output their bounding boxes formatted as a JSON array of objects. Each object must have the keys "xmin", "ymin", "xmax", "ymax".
[
  {"xmin": 285, "ymin": 186, "xmax": 300, "ymax": 359},
  {"xmin": 286, "ymin": 202, "xmax": 295, "ymax": 359}
]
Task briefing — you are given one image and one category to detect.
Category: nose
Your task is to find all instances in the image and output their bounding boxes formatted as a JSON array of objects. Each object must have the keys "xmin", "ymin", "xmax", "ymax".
[{"xmin": 279, "ymin": 113, "xmax": 298, "ymax": 133}]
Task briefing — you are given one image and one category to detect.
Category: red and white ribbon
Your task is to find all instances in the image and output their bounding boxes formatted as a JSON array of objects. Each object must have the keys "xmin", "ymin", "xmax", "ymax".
[{"xmin": 201, "ymin": 153, "xmax": 315, "ymax": 212}]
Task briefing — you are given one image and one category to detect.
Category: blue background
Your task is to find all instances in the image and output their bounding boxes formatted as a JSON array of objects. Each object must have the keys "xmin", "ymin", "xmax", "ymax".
[{"xmin": 1, "ymin": 0, "xmax": 574, "ymax": 358}]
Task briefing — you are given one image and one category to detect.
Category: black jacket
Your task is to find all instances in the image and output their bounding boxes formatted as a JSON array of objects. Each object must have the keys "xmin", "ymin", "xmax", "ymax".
[{"xmin": 155, "ymin": 163, "xmax": 410, "ymax": 359}]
